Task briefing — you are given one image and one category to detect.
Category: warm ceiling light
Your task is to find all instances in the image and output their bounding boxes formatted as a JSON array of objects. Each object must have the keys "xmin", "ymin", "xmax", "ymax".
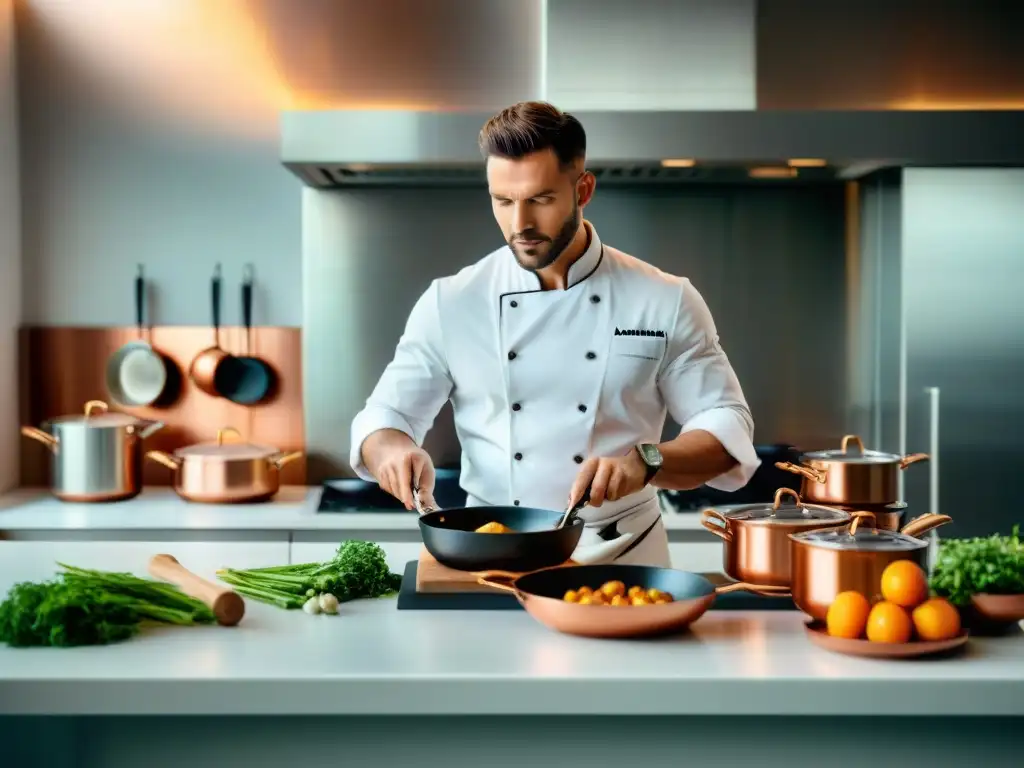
[
  {"xmin": 787, "ymin": 158, "xmax": 827, "ymax": 168},
  {"xmin": 660, "ymin": 158, "xmax": 696, "ymax": 168},
  {"xmin": 749, "ymin": 167, "xmax": 799, "ymax": 179}
]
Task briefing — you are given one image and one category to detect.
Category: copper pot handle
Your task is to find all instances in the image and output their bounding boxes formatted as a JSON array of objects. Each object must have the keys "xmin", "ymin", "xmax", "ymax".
[
  {"xmin": 84, "ymin": 400, "xmax": 109, "ymax": 417},
  {"xmin": 475, "ymin": 571, "xmax": 520, "ymax": 594},
  {"xmin": 840, "ymin": 434, "xmax": 865, "ymax": 454},
  {"xmin": 899, "ymin": 453, "xmax": 930, "ymax": 469},
  {"xmin": 775, "ymin": 462, "xmax": 827, "ymax": 484},
  {"xmin": 847, "ymin": 511, "xmax": 877, "ymax": 535},
  {"xmin": 772, "ymin": 487, "xmax": 802, "ymax": 510},
  {"xmin": 900, "ymin": 513, "xmax": 953, "ymax": 539},
  {"xmin": 699, "ymin": 509, "xmax": 732, "ymax": 542},
  {"xmin": 20, "ymin": 426, "xmax": 58, "ymax": 452},
  {"xmin": 146, "ymin": 450, "xmax": 182, "ymax": 470},
  {"xmin": 716, "ymin": 582, "xmax": 791, "ymax": 596},
  {"xmin": 217, "ymin": 427, "xmax": 242, "ymax": 445},
  {"xmin": 271, "ymin": 451, "xmax": 303, "ymax": 470}
]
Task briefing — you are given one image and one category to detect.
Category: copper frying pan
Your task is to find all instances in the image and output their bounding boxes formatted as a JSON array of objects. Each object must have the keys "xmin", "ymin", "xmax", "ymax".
[{"xmin": 477, "ymin": 563, "xmax": 787, "ymax": 639}]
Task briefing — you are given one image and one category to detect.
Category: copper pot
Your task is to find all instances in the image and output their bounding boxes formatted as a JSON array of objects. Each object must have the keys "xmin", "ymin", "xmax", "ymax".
[
  {"xmin": 834, "ymin": 501, "xmax": 907, "ymax": 531},
  {"xmin": 775, "ymin": 434, "xmax": 928, "ymax": 506},
  {"xmin": 700, "ymin": 488, "xmax": 851, "ymax": 588},
  {"xmin": 146, "ymin": 427, "xmax": 302, "ymax": 503},
  {"xmin": 788, "ymin": 512, "xmax": 953, "ymax": 620}
]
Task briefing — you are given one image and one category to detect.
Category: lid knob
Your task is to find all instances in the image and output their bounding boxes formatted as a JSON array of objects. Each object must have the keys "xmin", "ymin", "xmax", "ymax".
[
  {"xmin": 840, "ymin": 434, "xmax": 866, "ymax": 455},
  {"xmin": 217, "ymin": 427, "xmax": 242, "ymax": 446},
  {"xmin": 772, "ymin": 487, "xmax": 802, "ymax": 512},
  {"xmin": 84, "ymin": 400, "xmax": 109, "ymax": 418}
]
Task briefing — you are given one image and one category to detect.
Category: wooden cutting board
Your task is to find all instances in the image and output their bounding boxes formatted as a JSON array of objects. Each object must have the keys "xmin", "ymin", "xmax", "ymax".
[{"xmin": 414, "ymin": 548, "xmax": 578, "ymax": 594}]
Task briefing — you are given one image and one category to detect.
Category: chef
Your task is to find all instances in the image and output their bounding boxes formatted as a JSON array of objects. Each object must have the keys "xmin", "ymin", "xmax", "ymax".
[{"xmin": 350, "ymin": 101, "xmax": 760, "ymax": 567}]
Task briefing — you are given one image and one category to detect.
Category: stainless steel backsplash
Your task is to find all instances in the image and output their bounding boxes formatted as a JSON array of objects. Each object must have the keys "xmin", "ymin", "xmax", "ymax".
[{"xmin": 303, "ymin": 184, "xmax": 850, "ymax": 481}]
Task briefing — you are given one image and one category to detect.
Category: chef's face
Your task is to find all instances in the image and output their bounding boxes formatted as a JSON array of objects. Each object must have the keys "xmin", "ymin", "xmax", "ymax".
[{"xmin": 487, "ymin": 149, "xmax": 594, "ymax": 272}]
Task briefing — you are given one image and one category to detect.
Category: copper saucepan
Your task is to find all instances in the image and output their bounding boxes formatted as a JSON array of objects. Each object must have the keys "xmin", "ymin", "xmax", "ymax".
[
  {"xmin": 146, "ymin": 427, "xmax": 302, "ymax": 503},
  {"xmin": 776, "ymin": 434, "xmax": 928, "ymax": 506},
  {"xmin": 788, "ymin": 511, "xmax": 954, "ymax": 621},
  {"xmin": 700, "ymin": 487, "xmax": 851, "ymax": 588},
  {"xmin": 476, "ymin": 564, "xmax": 788, "ymax": 639}
]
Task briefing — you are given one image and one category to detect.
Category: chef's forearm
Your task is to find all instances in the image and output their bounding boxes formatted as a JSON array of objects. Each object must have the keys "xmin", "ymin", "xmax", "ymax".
[
  {"xmin": 360, "ymin": 428, "xmax": 417, "ymax": 480},
  {"xmin": 651, "ymin": 429, "xmax": 739, "ymax": 491}
]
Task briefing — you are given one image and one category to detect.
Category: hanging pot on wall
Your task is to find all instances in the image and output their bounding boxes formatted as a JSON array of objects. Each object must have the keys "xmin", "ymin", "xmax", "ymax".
[
  {"xmin": 20, "ymin": 400, "xmax": 164, "ymax": 503},
  {"xmin": 775, "ymin": 434, "xmax": 929, "ymax": 506},
  {"xmin": 146, "ymin": 427, "xmax": 303, "ymax": 504}
]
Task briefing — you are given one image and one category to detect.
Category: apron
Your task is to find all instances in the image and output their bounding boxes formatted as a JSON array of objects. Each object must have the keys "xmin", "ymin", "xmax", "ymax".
[{"xmin": 570, "ymin": 495, "xmax": 671, "ymax": 568}]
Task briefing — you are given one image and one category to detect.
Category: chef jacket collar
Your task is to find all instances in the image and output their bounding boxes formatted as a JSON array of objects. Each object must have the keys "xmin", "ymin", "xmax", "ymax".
[{"xmin": 511, "ymin": 220, "xmax": 604, "ymax": 291}]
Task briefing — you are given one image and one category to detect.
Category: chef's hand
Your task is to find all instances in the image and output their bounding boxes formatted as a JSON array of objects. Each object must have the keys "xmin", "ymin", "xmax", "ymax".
[
  {"xmin": 568, "ymin": 452, "xmax": 647, "ymax": 511},
  {"xmin": 376, "ymin": 446, "xmax": 436, "ymax": 512}
]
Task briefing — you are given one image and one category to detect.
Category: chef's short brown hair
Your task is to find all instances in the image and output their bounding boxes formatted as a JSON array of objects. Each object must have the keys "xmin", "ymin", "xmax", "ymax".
[{"xmin": 478, "ymin": 101, "xmax": 586, "ymax": 169}]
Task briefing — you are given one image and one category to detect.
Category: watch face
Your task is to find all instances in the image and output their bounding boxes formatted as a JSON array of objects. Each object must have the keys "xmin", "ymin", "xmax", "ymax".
[{"xmin": 639, "ymin": 443, "xmax": 663, "ymax": 468}]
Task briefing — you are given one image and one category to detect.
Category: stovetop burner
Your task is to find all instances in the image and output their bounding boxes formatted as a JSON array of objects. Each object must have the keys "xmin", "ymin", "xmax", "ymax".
[
  {"xmin": 315, "ymin": 469, "xmax": 464, "ymax": 513},
  {"xmin": 316, "ymin": 479, "xmax": 406, "ymax": 513}
]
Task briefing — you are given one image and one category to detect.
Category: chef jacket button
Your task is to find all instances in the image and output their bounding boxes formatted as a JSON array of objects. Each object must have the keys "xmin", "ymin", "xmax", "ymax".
[
  {"xmin": 585, "ymin": 351, "xmax": 596, "ymax": 360},
  {"xmin": 573, "ymin": 455, "xmax": 584, "ymax": 464},
  {"xmin": 512, "ymin": 402, "xmax": 521, "ymax": 412},
  {"xmin": 510, "ymin": 300, "xmax": 518, "ymax": 308},
  {"xmin": 514, "ymin": 452, "xmax": 523, "ymax": 461},
  {"xmin": 513, "ymin": 499, "xmax": 520, "ymax": 506},
  {"xmin": 590, "ymin": 295, "xmax": 600, "ymax": 304},
  {"xmin": 508, "ymin": 351, "xmax": 517, "ymax": 361},
  {"xmin": 578, "ymin": 404, "xmax": 587, "ymax": 413}
]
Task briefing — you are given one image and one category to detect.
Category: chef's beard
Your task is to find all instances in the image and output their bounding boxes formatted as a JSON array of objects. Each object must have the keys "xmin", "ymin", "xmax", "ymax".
[{"xmin": 509, "ymin": 202, "xmax": 581, "ymax": 273}]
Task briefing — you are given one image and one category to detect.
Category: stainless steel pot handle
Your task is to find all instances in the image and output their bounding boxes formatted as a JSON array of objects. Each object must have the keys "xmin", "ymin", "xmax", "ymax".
[{"xmin": 926, "ymin": 387, "xmax": 940, "ymax": 516}]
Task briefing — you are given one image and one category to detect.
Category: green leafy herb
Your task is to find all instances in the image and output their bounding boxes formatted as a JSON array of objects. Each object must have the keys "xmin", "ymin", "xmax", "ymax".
[
  {"xmin": 929, "ymin": 526, "xmax": 1024, "ymax": 605},
  {"xmin": 216, "ymin": 540, "xmax": 403, "ymax": 610},
  {"xmin": 0, "ymin": 563, "xmax": 216, "ymax": 648}
]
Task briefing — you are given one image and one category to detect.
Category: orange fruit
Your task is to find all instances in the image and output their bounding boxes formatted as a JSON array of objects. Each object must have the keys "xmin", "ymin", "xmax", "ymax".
[
  {"xmin": 826, "ymin": 591, "xmax": 871, "ymax": 639},
  {"xmin": 880, "ymin": 560, "xmax": 929, "ymax": 608},
  {"xmin": 912, "ymin": 598, "xmax": 962, "ymax": 641},
  {"xmin": 866, "ymin": 601, "xmax": 913, "ymax": 643}
]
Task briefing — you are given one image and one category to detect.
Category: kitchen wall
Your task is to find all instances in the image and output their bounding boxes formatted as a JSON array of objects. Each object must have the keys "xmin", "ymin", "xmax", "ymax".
[
  {"xmin": 546, "ymin": 0, "xmax": 755, "ymax": 109},
  {"xmin": 304, "ymin": 182, "xmax": 850, "ymax": 479},
  {"xmin": 14, "ymin": 0, "xmax": 544, "ymax": 327},
  {"xmin": 757, "ymin": 0, "xmax": 1024, "ymax": 109},
  {"xmin": 0, "ymin": 0, "xmax": 19, "ymax": 493}
]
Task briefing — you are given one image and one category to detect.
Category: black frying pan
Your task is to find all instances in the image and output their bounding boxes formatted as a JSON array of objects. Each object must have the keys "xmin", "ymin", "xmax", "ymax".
[
  {"xmin": 416, "ymin": 501, "xmax": 586, "ymax": 573},
  {"xmin": 218, "ymin": 265, "xmax": 275, "ymax": 405}
]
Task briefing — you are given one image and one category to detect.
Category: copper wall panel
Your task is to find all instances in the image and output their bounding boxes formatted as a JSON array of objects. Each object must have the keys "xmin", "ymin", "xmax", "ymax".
[{"xmin": 18, "ymin": 326, "xmax": 305, "ymax": 488}]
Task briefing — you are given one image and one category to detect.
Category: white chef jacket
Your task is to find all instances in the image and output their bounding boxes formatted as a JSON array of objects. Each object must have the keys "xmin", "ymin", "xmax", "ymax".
[{"xmin": 350, "ymin": 221, "xmax": 760, "ymax": 566}]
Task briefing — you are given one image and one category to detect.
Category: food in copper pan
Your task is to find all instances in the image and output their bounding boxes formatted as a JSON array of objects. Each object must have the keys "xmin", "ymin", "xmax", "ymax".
[
  {"xmin": 562, "ymin": 581, "xmax": 675, "ymax": 606},
  {"xmin": 474, "ymin": 521, "xmax": 516, "ymax": 534}
]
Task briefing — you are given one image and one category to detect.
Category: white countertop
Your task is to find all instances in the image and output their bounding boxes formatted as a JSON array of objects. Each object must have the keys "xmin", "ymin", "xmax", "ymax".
[
  {"xmin": 0, "ymin": 543, "xmax": 1021, "ymax": 717},
  {"xmin": 0, "ymin": 487, "xmax": 707, "ymax": 534}
]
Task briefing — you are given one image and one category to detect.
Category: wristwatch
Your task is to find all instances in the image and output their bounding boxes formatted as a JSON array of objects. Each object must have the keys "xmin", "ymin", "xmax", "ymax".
[{"xmin": 634, "ymin": 443, "xmax": 663, "ymax": 485}]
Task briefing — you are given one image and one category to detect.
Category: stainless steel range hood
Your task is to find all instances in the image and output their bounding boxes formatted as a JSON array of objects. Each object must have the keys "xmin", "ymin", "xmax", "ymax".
[{"xmin": 281, "ymin": 109, "xmax": 1024, "ymax": 188}]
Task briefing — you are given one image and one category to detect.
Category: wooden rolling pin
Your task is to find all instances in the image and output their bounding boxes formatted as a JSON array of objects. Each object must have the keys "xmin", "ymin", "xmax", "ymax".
[{"xmin": 148, "ymin": 554, "xmax": 245, "ymax": 627}]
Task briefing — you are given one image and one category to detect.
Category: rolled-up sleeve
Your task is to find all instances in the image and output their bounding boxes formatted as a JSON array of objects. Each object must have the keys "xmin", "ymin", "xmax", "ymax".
[
  {"xmin": 349, "ymin": 280, "xmax": 454, "ymax": 480},
  {"xmin": 658, "ymin": 279, "xmax": 760, "ymax": 491}
]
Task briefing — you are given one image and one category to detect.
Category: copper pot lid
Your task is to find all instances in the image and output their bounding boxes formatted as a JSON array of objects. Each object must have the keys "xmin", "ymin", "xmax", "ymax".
[
  {"xmin": 800, "ymin": 434, "xmax": 904, "ymax": 465},
  {"xmin": 791, "ymin": 512, "xmax": 929, "ymax": 551},
  {"xmin": 722, "ymin": 488, "xmax": 850, "ymax": 525},
  {"xmin": 47, "ymin": 400, "xmax": 147, "ymax": 428},
  {"xmin": 176, "ymin": 427, "xmax": 279, "ymax": 460}
]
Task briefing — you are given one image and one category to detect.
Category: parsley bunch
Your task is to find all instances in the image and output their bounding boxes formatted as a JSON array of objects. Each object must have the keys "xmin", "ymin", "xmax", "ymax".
[{"xmin": 929, "ymin": 526, "xmax": 1024, "ymax": 606}]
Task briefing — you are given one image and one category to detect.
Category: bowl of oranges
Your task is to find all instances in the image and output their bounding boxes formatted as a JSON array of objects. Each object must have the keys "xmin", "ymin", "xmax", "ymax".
[{"xmin": 805, "ymin": 560, "xmax": 969, "ymax": 658}]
